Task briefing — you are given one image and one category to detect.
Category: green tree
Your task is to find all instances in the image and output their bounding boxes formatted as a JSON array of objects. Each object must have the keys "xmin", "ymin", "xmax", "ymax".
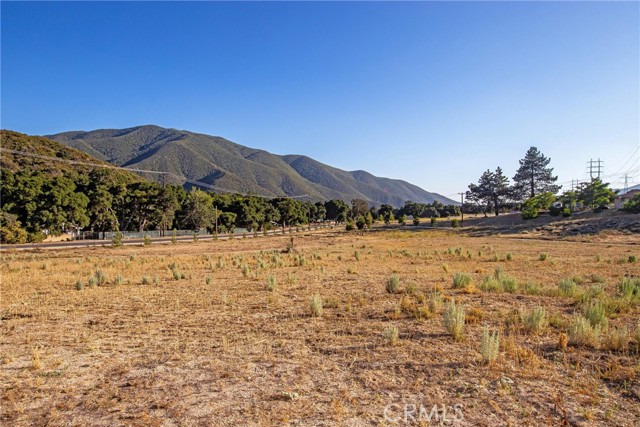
[
  {"xmin": 559, "ymin": 190, "xmax": 578, "ymax": 211},
  {"xmin": 0, "ymin": 170, "xmax": 45, "ymax": 233},
  {"xmin": 0, "ymin": 213, "xmax": 28, "ymax": 244},
  {"xmin": 378, "ymin": 204, "xmax": 394, "ymax": 224},
  {"xmin": 87, "ymin": 186, "xmax": 117, "ymax": 235},
  {"xmin": 622, "ymin": 193, "xmax": 640, "ymax": 213},
  {"xmin": 181, "ymin": 188, "xmax": 215, "ymax": 231},
  {"xmin": 521, "ymin": 192, "xmax": 556, "ymax": 219},
  {"xmin": 233, "ymin": 196, "xmax": 266, "ymax": 232},
  {"xmin": 218, "ymin": 212, "xmax": 237, "ymax": 233},
  {"xmin": 273, "ymin": 198, "xmax": 306, "ymax": 228},
  {"xmin": 325, "ymin": 199, "xmax": 349, "ymax": 223},
  {"xmin": 262, "ymin": 203, "xmax": 281, "ymax": 230},
  {"xmin": 81, "ymin": 170, "xmax": 119, "ymax": 235},
  {"xmin": 402, "ymin": 201, "xmax": 425, "ymax": 219},
  {"xmin": 466, "ymin": 167, "xmax": 511, "ymax": 216},
  {"xmin": 156, "ymin": 185, "xmax": 180, "ymax": 235},
  {"xmin": 512, "ymin": 147, "xmax": 561, "ymax": 201},
  {"xmin": 119, "ymin": 182, "xmax": 163, "ymax": 232},
  {"xmin": 36, "ymin": 175, "xmax": 90, "ymax": 235},
  {"xmin": 576, "ymin": 179, "xmax": 616, "ymax": 211},
  {"xmin": 364, "ymin": 211, "xmax": 373, "ymax": 229},
  {"xmin": 313, "ymin": 202, "xmax": 327, "ymax": 222},
  {"xmin": 351, "ymin": 199, "xmax": 370, "ymax": 219}
]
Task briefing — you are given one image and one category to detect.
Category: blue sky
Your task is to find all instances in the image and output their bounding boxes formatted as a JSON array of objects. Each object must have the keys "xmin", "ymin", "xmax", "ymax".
[{"xmin": 2, "ymin": 1, "xmax": 638, "ymax": 197}]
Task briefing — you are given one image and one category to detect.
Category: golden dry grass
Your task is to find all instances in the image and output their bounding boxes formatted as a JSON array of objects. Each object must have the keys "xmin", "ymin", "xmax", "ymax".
[{"xmin": 1, "ymin": 227, "xmax": 639, "ymax": 426}]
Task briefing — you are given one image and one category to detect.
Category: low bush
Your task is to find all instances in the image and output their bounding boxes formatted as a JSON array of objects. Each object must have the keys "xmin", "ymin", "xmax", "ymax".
[
  {"xmin": 558, "ymin": 278, "xmax": 577, "ymax": 297},
  {"xmin": 452, "ymin": 272, "xmax": 472, "ymax": 289},
  {"xmin": 443, "ymin": 299, "xmax": 465, "ymax": 341},
  {"xmin": 386, "ymin": 274, "xmax": 401, "ymax": 293},
  {"xmin": 582, "ymin": 300, "xmax": 608, "ymax": 328},
  {"xmin": 521, "ymin": 307, "xmax": 547, "ymax": 334},
  {"xmin": 480, "ymin": 327, "xmax": 500, "ymax": 364},
  {"xmin": 568, "ymin": 315, "xmax": 600, "ymax": 347},
  {"xmin": 309, "ymin": 294, "xmax": 324, "ymax": 317},
  {"xmin": 383, "ymin": 325, "xmax": 399, "ymax": 345},
  {"xmin": 603, "ymin": 326, "xmax": 629, "ymax": 352}
]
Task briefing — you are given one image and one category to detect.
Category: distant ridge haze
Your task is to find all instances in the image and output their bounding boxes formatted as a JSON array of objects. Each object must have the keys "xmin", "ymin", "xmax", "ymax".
[{"xmin": 47, "ymin": 125, "xmax": 456, "ymax": 207}]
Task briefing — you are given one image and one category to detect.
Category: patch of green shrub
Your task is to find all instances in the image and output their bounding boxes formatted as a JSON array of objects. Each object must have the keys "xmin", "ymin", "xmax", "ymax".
[
  {"xmin": 387, "ymin": 274, "xmax": 401, "ymax": 293},
  {"xmin": 568, "ymin": 315, "xmax": 600, "ymax": 347},
  {"xmin": 558, "ymin": 278, "xmax": 577, "ymax": 297},
  {"xmin": 452, "ymin": 272, "xmax": 472, "ymax": 289}
]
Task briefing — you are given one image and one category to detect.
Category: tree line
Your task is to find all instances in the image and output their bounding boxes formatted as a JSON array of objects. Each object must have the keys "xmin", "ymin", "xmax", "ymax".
[
  {"xmin": 0, "ymin": 168, "xmax": 320, "ymax": 243},
  {"xmin": 465, "ymin": 147, "xmax": 619, "ymax": 218},
  {"xmin": 0, "ymin": 164, "xmax": 466, "ymax": 243}
]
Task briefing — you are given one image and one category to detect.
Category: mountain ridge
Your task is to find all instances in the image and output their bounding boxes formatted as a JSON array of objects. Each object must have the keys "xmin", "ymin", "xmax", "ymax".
[{"xmin": 47, "ymin": 125, "xmax": 456, "ymax": 207}]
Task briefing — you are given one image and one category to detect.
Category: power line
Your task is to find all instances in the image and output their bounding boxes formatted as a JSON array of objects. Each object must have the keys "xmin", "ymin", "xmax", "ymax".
[
  {"xmin": 607, "ymin": 145, "xmax": 640, "ymax": 177},
  {"xmin": 0, "ymin": 147, "xmax": 309, "ymax": 200}
]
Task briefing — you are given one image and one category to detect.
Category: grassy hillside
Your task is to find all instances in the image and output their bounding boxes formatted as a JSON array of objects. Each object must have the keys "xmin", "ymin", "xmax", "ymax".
[
  {"xmin": 1, "ymin": 130, "xmax": 141, "ymax": 184},
  {"xmin": 48, "ymin": 125, "xmax": 456, "ymax": 206}
]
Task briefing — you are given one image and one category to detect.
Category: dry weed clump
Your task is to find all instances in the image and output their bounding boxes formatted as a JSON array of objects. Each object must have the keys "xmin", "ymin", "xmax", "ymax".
[
  {"xmin": 466, "ymin": 307, "xmax": 485, "ymax": 324},
  {"xmin": 309, "ymin": 294, "xmax": 324, "ymax": 317},
  {"xmin": 443, "ymin": 299, "xmax": 465, "ymax": 341},
  {"xmin": 383, "ymin": 325, "xmax": 399, "ymax": 345},
  {"xmin": 427, "ymin": 292, "xmax": 443, "ymax": 314},
  {"xmin": 386, "ymin": 274, "xmax": 400, "ymax": 293},
  {"xmin": 568, "ymin": 315, "xmax": 601, "ymax": 347},
  {"xmin": 266, "ymin": 274, "xmax": 277, "ymax": 291},
  {"xmin": 521, "ymin": 307, "xmax": 548, "ymax": 334},
  {"xmin": 558, "ymin": 278, "xmax": 577, "ymax": 297},
  {"xmin": 603, "ymin": 326, "xmax": 629, "ymax": 352},
  {"xmin": 480, "ymin": 327, "xmax": 500, "ymax": 364},
  {"xmin": 582, "ymin": 300, "xmax": 608, "ymax": 328},
  {"xmin": 452, "ymin": 272, "xmax": 472, "ymax": 289}
]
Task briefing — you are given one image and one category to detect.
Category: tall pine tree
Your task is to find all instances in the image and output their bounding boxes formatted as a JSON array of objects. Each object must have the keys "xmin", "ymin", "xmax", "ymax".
[
  {"xmin": 512, "ymin": 147, "xmax": 561, "ymax": 201},
  {"xmin": 466, "ymin": 167, "xmax": 511, "ymax": 216}
]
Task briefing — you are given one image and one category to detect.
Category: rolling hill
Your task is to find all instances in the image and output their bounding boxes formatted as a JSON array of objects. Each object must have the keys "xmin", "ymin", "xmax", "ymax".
[
  {"xmin": 0, "ymin": 130, "xmax": 141, "ymax": 185},
  {"xmin": 47, "ymin": 125, "xmax": 456, "ymax": 206}
]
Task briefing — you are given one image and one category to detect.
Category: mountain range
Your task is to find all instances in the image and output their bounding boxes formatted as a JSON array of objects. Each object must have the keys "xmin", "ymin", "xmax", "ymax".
[{"xmin": 46, "ymin": 125, "xmax": 455, "ymax": 207}]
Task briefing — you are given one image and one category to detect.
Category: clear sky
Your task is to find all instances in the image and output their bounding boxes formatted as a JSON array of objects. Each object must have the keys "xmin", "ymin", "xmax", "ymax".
[{"xmin": 2, "ymin": 1, "xmax": 639, "ymax": 198}]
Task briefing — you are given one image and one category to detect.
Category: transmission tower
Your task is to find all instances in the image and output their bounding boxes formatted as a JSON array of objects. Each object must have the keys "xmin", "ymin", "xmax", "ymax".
[
  {"xmin": 623, "ymin": 174, "xmax": 630, "ymax": 194},
  {"xmin": 588, "ymin": 158, "xmax": 604, "ymax": 180}
]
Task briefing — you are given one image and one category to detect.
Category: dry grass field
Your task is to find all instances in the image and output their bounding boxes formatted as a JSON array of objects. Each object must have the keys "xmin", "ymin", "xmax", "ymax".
[{"xmin": 1, "ymin": 227, "xmax": 639, "ymax": 426}]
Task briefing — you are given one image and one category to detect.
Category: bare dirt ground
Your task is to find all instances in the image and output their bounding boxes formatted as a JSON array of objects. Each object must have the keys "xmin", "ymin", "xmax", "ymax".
[
  {"xmin": 1, "ymin": 226, "xmax": 639, "ymax": 426},
  {"xmin": 464, "ymin": 210, "xmax": 640, "ymax": 243}
]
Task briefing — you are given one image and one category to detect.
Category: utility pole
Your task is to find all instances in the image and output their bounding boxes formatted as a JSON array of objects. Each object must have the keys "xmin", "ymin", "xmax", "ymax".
[
  {"xmin": 159, "ymin": 173, "xmax": 167, "ymax": 236},
  {"xmin": 588, "ymin": 158, "xmax": 604, "ymax": 181},
  {"xmin": 214, "ymin": 205, "xmax": 218, "ymax": 236},
  {"xmin": 457, "ymin": 192, "xmax": 465, "ymax": 227}
]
